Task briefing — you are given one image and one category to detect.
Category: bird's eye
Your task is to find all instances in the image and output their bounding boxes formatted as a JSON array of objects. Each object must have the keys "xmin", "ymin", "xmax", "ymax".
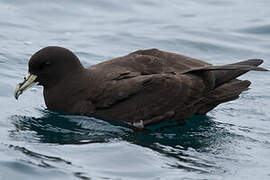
[
  {"xmin": 45, "ymin": 61, "xmax": 51, "ymax": 65},
  {"xmin": 39, "ymin": 61, "xmax": 51, "ymax": 70}
]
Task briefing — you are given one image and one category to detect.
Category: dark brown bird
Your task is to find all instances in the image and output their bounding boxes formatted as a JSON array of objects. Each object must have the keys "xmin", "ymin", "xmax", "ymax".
[{"xmin": 14, "ymin": 46, "xmax": 268, "ymax": 128}]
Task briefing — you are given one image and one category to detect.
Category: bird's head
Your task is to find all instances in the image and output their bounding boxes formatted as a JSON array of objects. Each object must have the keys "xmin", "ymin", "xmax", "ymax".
[{"xmin": 14, "ymin": 46, "xmax": 84, "ymax": 99}]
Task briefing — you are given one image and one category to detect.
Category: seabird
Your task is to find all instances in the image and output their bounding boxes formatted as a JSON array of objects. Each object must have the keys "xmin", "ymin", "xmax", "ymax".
[{"xmin": 14, "ymin": 46, "xmax": 268, "ymax": 127}]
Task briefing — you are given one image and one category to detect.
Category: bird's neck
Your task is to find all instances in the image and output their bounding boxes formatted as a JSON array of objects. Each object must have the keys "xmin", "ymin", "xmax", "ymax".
[{"xmin": 43, "ymin": 69, "xmax": 90, "ymax": 113}]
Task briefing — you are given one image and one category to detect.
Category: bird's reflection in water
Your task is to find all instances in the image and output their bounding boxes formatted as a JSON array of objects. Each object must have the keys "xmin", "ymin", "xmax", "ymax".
[
  {"xmin": 10, "ymin": 109, "xmax": 232, "ymax": 150},
  {"xmin": 10, "ymin": 110, "xmax": 233, "ymax": 173},
  {"xmin": 10, "ymin": 109, "xmax": 131, "ymax": 144}
]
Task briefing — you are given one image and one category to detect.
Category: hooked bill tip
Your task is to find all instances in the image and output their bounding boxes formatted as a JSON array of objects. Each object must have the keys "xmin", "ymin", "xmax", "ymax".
[
  {"xmin": 14, "ymin": 91, "xmax": 20, "ymax": 100},
  {"xmin": 14, "ymin": 84, "xmax": 22, "ymax": 100},
  {"xmin": 15, "ymin": 93, "xmax": 19, "ymax": 100}
]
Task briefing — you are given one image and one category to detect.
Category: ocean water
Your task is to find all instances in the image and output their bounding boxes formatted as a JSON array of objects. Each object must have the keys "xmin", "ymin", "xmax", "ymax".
[{"xmin": 0, "ymin": 0, "xmax": 270, "ymax": 179}]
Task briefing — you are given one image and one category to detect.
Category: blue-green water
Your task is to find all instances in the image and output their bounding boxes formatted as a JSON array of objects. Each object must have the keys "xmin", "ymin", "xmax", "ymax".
[{"xmin": 0, "ymin": 0, "xmax": 270, "ymax": 179}]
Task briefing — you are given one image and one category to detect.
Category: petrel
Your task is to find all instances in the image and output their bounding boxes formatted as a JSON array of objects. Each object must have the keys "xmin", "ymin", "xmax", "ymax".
[{"xmin": 14, "ymin": 47, "xmax": 268, "ymax": 128}]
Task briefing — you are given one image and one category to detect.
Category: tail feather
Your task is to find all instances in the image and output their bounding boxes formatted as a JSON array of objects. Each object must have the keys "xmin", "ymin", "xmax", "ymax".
[
  {"xmin": 213, "ymin": 59, "xmax": 267, "ymax": 87},
  {"xmin": 196, "ymin": 79, "xmax": 251, "ymax": 114},
  {"xmin": 229, "ymin": 59, "xmax": 263, "ymax": 66},
  {"xmin": 193, "ymin": 59, "xmax": 267, "ymax": 115},
  {"xmin": 185, "ymin": 59, "xmax": 268, "ymax": 87}
]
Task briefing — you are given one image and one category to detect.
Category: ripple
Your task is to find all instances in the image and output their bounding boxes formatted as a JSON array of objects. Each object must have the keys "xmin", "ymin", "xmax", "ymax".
[
  {"xmin": 8, "ymin": 144, "xmax": 72, "ymax": 165},
  {"xmin": 0, "ymin": 21, "xmax": 29, "ymax": 29},
  {"xmin": 0, "ymin": 143, "xmax": 88, "ymax": 179},
  {"xmin": 237, "ymin": 24, "xmax": 270, "ymax": 35}
]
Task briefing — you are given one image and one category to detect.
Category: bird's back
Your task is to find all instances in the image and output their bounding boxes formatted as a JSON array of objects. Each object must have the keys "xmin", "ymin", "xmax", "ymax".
[
  {"xmin": 89, "ymin": 49, "xmax": 211, "ymax": 78},
  {"xmin": 84, "ymin": 49, "xmax": 267, "ymax": 127}
]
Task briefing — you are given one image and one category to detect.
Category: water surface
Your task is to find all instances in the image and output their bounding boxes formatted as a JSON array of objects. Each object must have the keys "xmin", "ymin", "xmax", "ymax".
[{"xmin": 0, "ymin": 0, "xmax": 270, "ymax": 179}]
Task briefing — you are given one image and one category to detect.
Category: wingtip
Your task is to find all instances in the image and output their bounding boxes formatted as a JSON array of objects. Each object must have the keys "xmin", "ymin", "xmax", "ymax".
[
  {"xmin": 247, "ymin": 59, "xmax": 269, "ymax": 71},
  {"xmin": 247, "ymin": 59, "xmax": 264, "ymax": 66},
  {"xmin": 256, "ymin": 59, "xmax": 264, "ymax": 65}
]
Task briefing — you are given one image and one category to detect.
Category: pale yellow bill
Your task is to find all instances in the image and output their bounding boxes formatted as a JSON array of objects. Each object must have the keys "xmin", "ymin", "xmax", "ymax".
[{"xmin": 14, "ymin": 72, "xmax": 37, "ymax": 100}]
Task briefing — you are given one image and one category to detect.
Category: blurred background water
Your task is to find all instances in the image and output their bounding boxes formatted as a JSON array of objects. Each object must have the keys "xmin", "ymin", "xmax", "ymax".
[{"xmin": 0, "ymin": 0, "xmax": 270, "ymax": 179}]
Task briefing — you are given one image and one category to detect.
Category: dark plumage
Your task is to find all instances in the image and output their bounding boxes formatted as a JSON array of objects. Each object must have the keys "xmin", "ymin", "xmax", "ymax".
[{"xmin": 15, "ymin": 46, "xmax": 268, "ymax": 127}]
